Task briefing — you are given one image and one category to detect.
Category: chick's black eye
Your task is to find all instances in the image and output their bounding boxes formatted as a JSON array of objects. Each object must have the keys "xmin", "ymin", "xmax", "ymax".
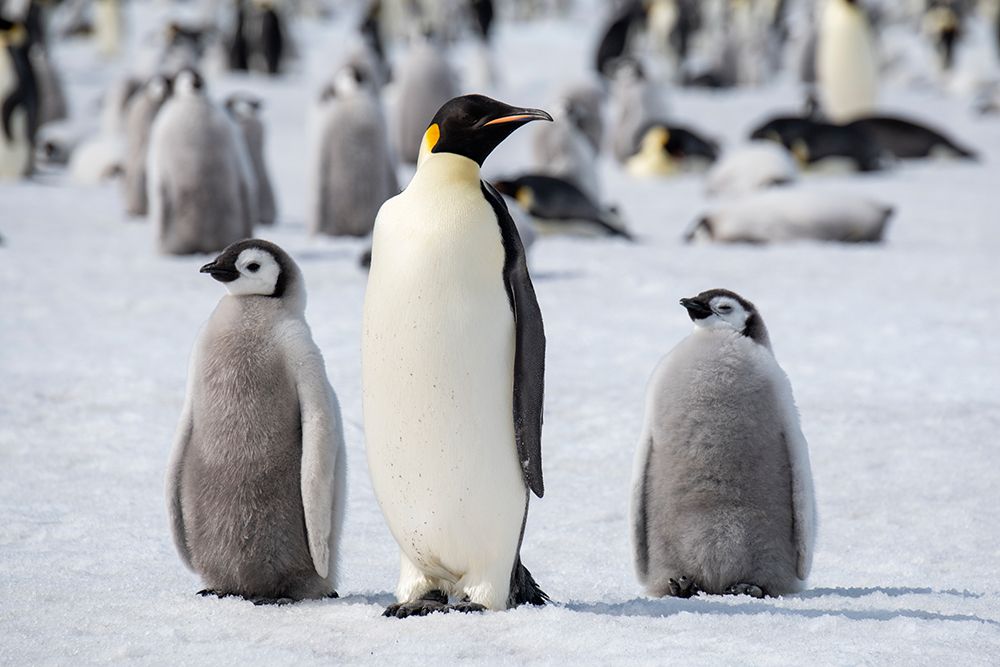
[
  {"xmin": 246, "ymin": 262, "xmax": 260, "ymax": 273},
  {"xmin": 719, "ymin": 305, "xmax": 732, "ymax": 313}
]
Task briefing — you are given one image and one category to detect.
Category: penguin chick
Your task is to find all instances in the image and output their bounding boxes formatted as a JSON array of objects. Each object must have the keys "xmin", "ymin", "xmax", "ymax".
[
  {"xmin": 625, "ymin": 122, "xmax": 719, "ymax": 177},
  {"xmin": 631, "ymin": 289, "xmax": 817, "ymax": 598},
  {"xmin": 705, "ymin": 141, "xmax": 798, "ymax": 198},
  {"xmin": 609, "ymin": 58, "xmax": 670, "ymax": 163},
  {"xmin": 687, "ymin": 188, "xmax": 893, "ymax": 244},
  {"xmin": 531, "ymin": 99, "xmax": 601, "ymax": 199},
  {"xmin": 493, "ymin": 174, "xmax": 633, "ymax": 240},
  {"xmin": 225, "ymin": 92, "xmax": 278, "ymax": 226},
  {"xmin": 310, "ymin": 63, "xmax": 397, "ymax": 237},
  {"xmin": 392, "ymin": 37, "xmax": 458, "ymax": 164},
  {"xmin": 167, "ymin": 239, "xmax": 347, "ymax": 605},
  {"xmin": 147, "ymin": 69, "xmax": 257, "ymax": 255},
  {"xmin": 123, "ymin": 74, "xmax": 172, "ymax": 217}
]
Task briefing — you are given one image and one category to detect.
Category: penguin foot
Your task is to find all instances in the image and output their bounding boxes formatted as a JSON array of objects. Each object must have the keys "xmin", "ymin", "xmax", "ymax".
[
  {"xmin": 666, "ymin": 576, "xmax": 699, "ymax": 598},
  {"xmin": 327, "ymin": 591, "xmax": 339, "ymax": 599},
  {"xmin": 724, "ymin": 583, "xmax": 766, "ymax": 598},
  {"xmin": 383, "ymin": 590, "xmax": 449, "ymax": 619},
  {"xmin": 249, "ymin": 596, "xmax": 297, "ymax": 606},
  {"xmin": 450, "ymin": 598, "xmax": 487, "ymax": 614},
  {"xmin": 196, "ymin": 589, "xmax": 227, "ymax": 598}
]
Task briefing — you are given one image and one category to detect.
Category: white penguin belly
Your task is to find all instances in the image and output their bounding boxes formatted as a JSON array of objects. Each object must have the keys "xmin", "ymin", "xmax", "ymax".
[{"xmin": 362, "ymin": 158, "xmax": 526, "ymax": 585}]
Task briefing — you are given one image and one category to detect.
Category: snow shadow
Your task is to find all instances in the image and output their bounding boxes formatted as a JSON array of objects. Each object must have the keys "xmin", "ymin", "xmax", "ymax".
[
  {"xmin": 563, "ymin": 597, "xmax": 999, "ymax": 626},
  {"xmin": 796, "ymin": 587, "xmax": 983, "ymax": 600}
]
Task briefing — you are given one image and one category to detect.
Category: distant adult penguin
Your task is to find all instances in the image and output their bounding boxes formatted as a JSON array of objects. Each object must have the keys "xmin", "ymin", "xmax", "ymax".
[
  {"xmin": 817, "ymin": 0, "xmax": 878, "ymax": 122},
  {"xmin": 705, "ymin": 142, "xmax": 798, "ymax": 198},
  {"xmin": 531, "ymin": 100, "xmax": 601, "ymax": 199},
  {"xmin": 94, "ymin": 0, "xmax": 122, "ymax": 57},
  {"xmin": 228, "ymin": 1, "xmax": 249, "ymax": 71},
  {"xmin": 392, "ymin": 35, "xmax": 458, "ymax": 164},
  {"xmin": 750, "ymin": 116, "xmax": 883, "ymax": 172},
  {"xmin": 0, "ymin": 16, "xmax": 38, "ymax": 180},
  {"xmin": 625, "ymin": 121, "xmax": 718, "ymax": 177},
  {"xmin": 562, "ymin": 80, "xmax": 605, "ymax": 153},
  {"xmin": 311, "ymin": 63, "xmax": 397, "ymax": 237},
  {"xmin": 254, "ymin": 0, "xmax": 285, "ymax": 75},
  {"xmin": 845, "ymin": 115, "xmax": 976, "ymax": 160},
  {"xmin": 225, "ymin": 93, "xmax": 278, "ymax": 226},
  {"xmin": 609, "ymin": 59, "xmax": 670, "ymax": 164},
  {"xmin": 493, "ymin": 174, "xmax": 633, "ymax": 240},
  {"xmin": 148, "ymin": 69, "xmax": 256, "ymax": 255},
  {"xmin": 123, "ymin": 75, "xmax": 172, "ymax": 217},
  {"xmin": 25, "ymin": 3, "xmax": 67, "ymax": 126},
  {"xmin": 687, "ymin": 188, "xmax": 893, "ymax": 244},
  {"xmin": 167, "ymin": 239, "xmax": 346, "ymax": 604},
  {"xmin": 595, "ymin": 1, "xmax": 646, "ymax": 77},
  {"xmin": 363, "ymin": 95, "xmax": 551, "ymax": 617},
  {"xmin": 631, "ymin": 289, "xmax": 817, "ymax": 598}
]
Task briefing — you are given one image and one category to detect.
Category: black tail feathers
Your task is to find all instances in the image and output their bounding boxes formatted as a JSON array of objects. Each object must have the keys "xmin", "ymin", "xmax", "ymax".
[{"xmin": 508, "ymin": 557, "xmax": 549, "ymax": 608}]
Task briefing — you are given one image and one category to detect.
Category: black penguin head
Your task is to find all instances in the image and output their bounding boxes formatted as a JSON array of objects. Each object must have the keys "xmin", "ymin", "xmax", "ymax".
[
  {"xmin": 680, "ymin": 289, "xmax": 770, "ymax": 347},
  {"xmin": 200, "ymin": 239, "xmax": 295, "ymax": 299},
  {"xmin": 418, "ymin": 95, "xmax": 552, "ymax": 167}
]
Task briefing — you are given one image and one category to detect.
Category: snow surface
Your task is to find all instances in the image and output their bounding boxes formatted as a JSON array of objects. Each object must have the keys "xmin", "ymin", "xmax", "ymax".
[{"xmin": 3, "ymin": 5, "xmax": 1000, "ymax": 665}]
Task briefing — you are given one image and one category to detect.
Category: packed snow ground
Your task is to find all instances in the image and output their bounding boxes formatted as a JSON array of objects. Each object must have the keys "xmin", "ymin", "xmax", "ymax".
[{"xmin": 3, "ymin": 6, "xmax": 1000, "ymax": 665}]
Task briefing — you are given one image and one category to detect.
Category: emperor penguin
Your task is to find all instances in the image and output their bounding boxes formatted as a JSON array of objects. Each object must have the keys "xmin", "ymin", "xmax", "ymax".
[
  {"xmin": 363, "ymin": 95, "xmax": 551, "ymax": 617},
  {"xmin": 817, "ymin": 0, "xmax": 878, "ymax": 122},
  {"xmin": 609, "ymin": 59, "xmax": 670, "ymax": 164},
  {"xmin": 123, "ymin": 75, "xmax": 173, "ymax": 217},
  {"xmin": 94, "ymin": 0, "xmax": 123, "ymax": 58},
  {"xmin": 625, "ymin": 121, "xmax": 718, "ymax": 177},
  {"xmin": 705, "ymin": 142, "xmax": 798, "ymax": 198},
  {"xmin": 167, "ymin": 239, "xmax": 346, "ymax": 604},
  {"xmin": 631, "ymin": 289, "xmax": 817, "ymax": 598},
  {"xmin": 391, "ymin": 35, "xmax": 458, "ymax": 165},
  {"xmin": 147, "ymin": 69, "xmax": 257, "ymax": 255},
  {"xmin": 310, "ymin": 63, "xmax": 397, "ymax": 237},
  {"xmin": 225, "ymin": 93, "xmax": 278, "ymax": 226},
  {"xmin": 0, "ymin": 15, "xmax": 38, "ymax": 181}
]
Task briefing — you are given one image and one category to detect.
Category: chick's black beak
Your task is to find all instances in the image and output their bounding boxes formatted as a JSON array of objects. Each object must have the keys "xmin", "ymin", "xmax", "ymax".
[
  {"xmin": 199, "ymin": 261, "xmax": 239, "ymax": 283},
  {"xmin": 480, "ymin": 107, "xmax": 553, "ymax": 128},
  {"xmin": 680, "ymin": 297, "xmax": 712, "ymax": 321}
]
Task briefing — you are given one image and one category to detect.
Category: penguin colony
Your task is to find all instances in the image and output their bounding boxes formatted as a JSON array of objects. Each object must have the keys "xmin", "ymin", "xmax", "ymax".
[{"xmin": 2, "ymin": 0, "xmax": 994, "ymax": 617}]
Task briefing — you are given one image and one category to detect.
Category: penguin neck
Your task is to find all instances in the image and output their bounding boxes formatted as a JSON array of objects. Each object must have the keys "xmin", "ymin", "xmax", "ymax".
[{"xmin": 411, "ymin": 152, "xmax": 481, "ymax": 190}]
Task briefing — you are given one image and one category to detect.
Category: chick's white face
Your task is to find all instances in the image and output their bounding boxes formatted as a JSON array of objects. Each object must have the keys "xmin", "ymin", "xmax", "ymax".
[
  {"xmin": 224, "ymin": 248, "xmax": 281, "ymax": 296},
  {"xmin": 695, "ymin": 295, "xmax": 750, "ymax": 332}
]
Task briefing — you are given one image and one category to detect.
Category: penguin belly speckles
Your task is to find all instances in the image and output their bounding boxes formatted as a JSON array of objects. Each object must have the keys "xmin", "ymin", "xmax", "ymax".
[
  {"xmin": 363, "ymin": 95, "xmax": 550, "ymax": 617},
  {"xmin": 631, "ymin": 290, "xmax": 817, "ymax": 598},
  {"xmin": 167, "ymin": 239, "xmax": 346, "ymax": 604},
  {"xmin": 147, "ymin": 69, "xmax": 256, "ymax": 255}
]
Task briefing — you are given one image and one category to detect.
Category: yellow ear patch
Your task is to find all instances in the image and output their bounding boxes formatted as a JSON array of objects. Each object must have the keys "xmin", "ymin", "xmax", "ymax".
[{"xmin": 425, "ymin": 123, "xmax": 440, "ymax": 151}]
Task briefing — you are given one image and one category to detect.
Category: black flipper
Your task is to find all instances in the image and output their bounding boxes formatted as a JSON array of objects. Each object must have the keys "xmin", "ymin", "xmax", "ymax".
[{"xmin": 482, "ymin": 181, "xmax": 545, "ymax": 499}]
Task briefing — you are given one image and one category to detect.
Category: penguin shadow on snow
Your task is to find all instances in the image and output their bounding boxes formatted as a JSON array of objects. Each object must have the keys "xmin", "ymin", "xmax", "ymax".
[{"xmin": 562, "ymin": 589, "xmax": 997, "ymax": 626}]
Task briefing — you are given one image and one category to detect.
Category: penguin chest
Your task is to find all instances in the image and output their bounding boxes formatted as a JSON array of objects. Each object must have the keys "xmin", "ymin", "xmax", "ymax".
[{"xmin": 362, "ymin": 176, "xmax": 525, "ymax": 572}]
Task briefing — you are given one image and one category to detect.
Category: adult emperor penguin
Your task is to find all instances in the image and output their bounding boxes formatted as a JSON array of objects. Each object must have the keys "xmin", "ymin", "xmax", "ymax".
[
  {"xmin": 167, "ymin": 239, "xmax": 346, "ymax": 604},
  {"xmin": 225, "ymin": 93, "xmax": 278, "ymax": 226},
  {"xmin": 363, "ymin": 94, "xmax": 551, "ymax": 617},
  {"xmin": 631, "ymin": 290, "xmax": 817, "ymax": 598},
  {"xmin": 0, "ymin": 15, "xmax": 38, "ymax": 181},
  {"xmin": 123, "ymin": 74, "xmax": 172, "ymax": 217},
  {"xmin": 816, "ymin": 0, "xmax": 878, "ymax": 122},
  {"xmin": 147, "ymin": 69, "xmax": 256, "ymax": 255}
]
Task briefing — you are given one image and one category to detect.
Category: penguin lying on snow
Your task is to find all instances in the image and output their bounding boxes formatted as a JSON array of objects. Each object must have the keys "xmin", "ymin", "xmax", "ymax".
[
  {"xmin": 225, "ymin": 93, "xmax": 278, "ymax": 226},
  {"xmin": 845, "ymin": 115, "xmax": 976, "ymax": 160},
  {"xmin": 750, "ymin": 115, "xmax": 883, "ymax": 172},
  {"xmin": 688, "ymin": 188, "xmax": 893, "ymax": 244},
  {"xmin": 626, "ymin": 121, "xmax": 719, "ymax": 177},
  {"xmin": 364, "ymin": 95, "xmax": 551, "ymax": 617},
  {"xmin": 148, "ymin": 69, "xmax": 257, "ymax": 255},
  {"xmin": 705, "ymin": 141, "xmax": 798, "ymax": 197},
  {"xmin": 493, "ymin": 174, "xmax": 633, "ymax": 241},
  {"xmin": 610, "ymin": 59, "xmax": 669, "ymax": 164},
  {"xmin": 631, "ymin": 289, "xmax": 817, "ymax": 598},
  {"xmin": 168, "ymin": 239, "xmax": 346, "ymax": 604}
]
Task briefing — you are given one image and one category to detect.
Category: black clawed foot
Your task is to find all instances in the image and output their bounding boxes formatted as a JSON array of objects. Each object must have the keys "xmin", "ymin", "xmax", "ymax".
[
  {"xmin": 450, "ymin": 597, "xmax": 487, "ymax": 614},
  {"xmin": 667, "ymin": 576, "xmax": 699, "ymax": 598},
  {"xmin": 327, "ymin": 591, "xmax": 339, "ymax": 599},
  {"xmin": 382, "ymin": 590, "xmax": 450, "ymax": 619},
  {"xmin": 725, "ymin": 583, "xmax": 766, "ymax": 598},
  {"xmin": 249, "ymin": 596, "xmax": 296, "ymax": 606},
  {"xmin": 196, "ymin": 589, "xmax": 226, "ymax": 598}
]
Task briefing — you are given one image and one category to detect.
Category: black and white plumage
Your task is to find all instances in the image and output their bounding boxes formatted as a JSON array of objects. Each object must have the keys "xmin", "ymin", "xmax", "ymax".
[
  {"xmin": 0, "ymin": 15, "xmax": 38, "ymax": 180},
  {"xmin": 625, "ymin": 121, "xmax": 719, "ymax": 176},
  {"xmin": 168, "ymin": 239, "xmax": 346, "ymax": 604},
  {"xmin": 609, "ymin": 59, "xmax": 670, "ymax": 164},
  {"xmin": 845, "ymin": 115, "xmax": 976, "ymax": 160},
  {"xmin": 631, "ymin": 289, "xmax": 817, "ymax": 598},
  {"xmin": 225, "ymin": 93, "xmax": 278, "ymax": 226},
  {"xmin": 750, "ymin": 115, "xmax": 884, "ymax": 172}
]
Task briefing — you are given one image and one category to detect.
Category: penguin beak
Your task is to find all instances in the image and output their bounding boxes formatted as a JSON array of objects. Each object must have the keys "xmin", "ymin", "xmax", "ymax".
[
  {"xmin": 199, "ymin": 261, "xmax": 239, "ymax": 283},
  {"xmin": 680, "ymin": 297, "xmax": 713, "ymax": 321},
  {"xmin": 480, "ymin": 108, "xmax": 553, "ymax": 127}
]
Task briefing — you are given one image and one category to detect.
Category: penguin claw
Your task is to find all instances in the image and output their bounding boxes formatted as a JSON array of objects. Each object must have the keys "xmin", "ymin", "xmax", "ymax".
[
  {"xmin": 667, "ymin": 576, "xmax": 699, "ymax": 598},
  {"xmin": 327, "ymin": 591, "xmax": 339, "ymax": 599},
  {"xmin": 724, "ymin": 583, "xmax": 766, "ymax": 598},
  {"xmin": 450, "ymin": 601, "xmax": 487, "ymax": 613},
  {"xmin": 382, "ymin": 590, "xmax": 450, "ymax": 619},
  {"xmin": 249, "ymin": 596, "xmax": 296, "ymax": 606},
  {"xmin": 196, "ymin": 588, "xmax": 226, "ymax": 598}
]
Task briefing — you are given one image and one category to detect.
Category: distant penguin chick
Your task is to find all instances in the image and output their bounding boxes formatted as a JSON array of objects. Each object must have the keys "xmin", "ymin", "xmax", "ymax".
[
  {"xmin": 631, "ymin": 289, "xmax": 817, "ymax": 598},
  {"xmin": 168, "ymin": 239, "xmax": 346, "ymax": 604},
  {"xmin": 531, "ymin": 99, "xmax": 601, "ymax": 199},
  {"xmin": 493, "ymin": 174, "xmax": 633, "ymax": 240},
  {"xmin": 392, "ymin": 38, "xmax": 458, "ymax": 164},
  {"xmin": 147, "ymin": 69, "xmax": 257, "ymax": 255},
  {"xmin": 688, "ymin": 188, "xmax": 894, "ymax": 244},
  {"xmin": 123, "ymin": 74, "xmax": 172, "ymax": 217},
  {"xmin": 625, "ymin": 122, "xmax": 719, "ymax": 177},
  {"xmin": 225, "ymin": 93, "xmax": 278, "ymax": 226},
  {"xmin": 609, "ymin": 59, "xmax": 670, "ymax": 163},
  {"xmin": 705, "ymin": 141, "xmax": 798, "ymax": 197}
]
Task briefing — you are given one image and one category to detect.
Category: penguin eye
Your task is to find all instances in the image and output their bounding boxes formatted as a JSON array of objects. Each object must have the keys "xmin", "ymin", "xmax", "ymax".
[
  {"xmin": 718, "ymin": 304, "xmax": 733, "ymax": 313},
  {"xmin": 246, "ymin": 262, "xmax": 260, "ymax": 273}
]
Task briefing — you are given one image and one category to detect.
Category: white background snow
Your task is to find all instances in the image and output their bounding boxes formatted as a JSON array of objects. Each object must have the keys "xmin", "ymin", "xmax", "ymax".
[{"xmin": 2, "ymin": 2, "xmax": 1000, "ymax": 664}]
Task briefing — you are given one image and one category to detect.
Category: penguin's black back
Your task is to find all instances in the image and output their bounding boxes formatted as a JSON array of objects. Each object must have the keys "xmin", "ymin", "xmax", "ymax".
[{"xmin": 846, "ymin": 116, "xmax": 976, "ymax": 160}]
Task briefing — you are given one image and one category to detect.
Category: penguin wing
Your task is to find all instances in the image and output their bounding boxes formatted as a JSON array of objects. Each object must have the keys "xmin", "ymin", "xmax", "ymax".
[
  {"xmin": 775, "ymin": 381, "xmax": 817, "ymax": 581},
  {"xmin": 165, "ymin": 344, "xmax": 201, "ymax": 570},
  {"xmin": 483, "ymin": 182, "xmax": 546, "ymax": 498},
  {"xmin": 289, "ymin": 325, "xmax": 345, "ymax": 580}
]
